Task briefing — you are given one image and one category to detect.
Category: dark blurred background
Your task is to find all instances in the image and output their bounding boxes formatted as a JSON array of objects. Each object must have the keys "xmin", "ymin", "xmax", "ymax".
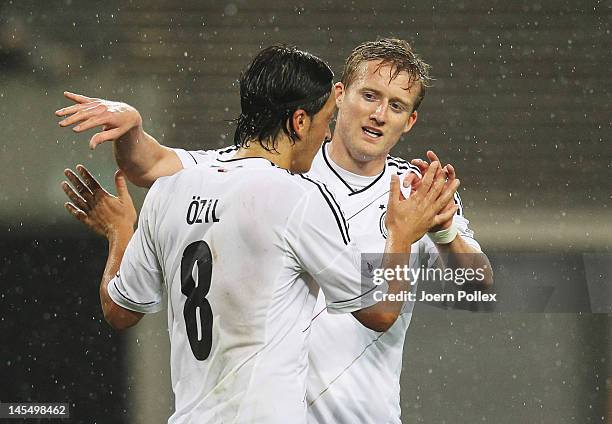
[{"xmin": 1, "ymin": 0, "xmax": 610, "ymax": 422}]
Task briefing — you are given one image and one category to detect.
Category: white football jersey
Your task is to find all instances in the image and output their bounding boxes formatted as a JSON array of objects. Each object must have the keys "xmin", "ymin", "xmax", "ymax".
[
  {"xmin": 107, "ymin": 156, "xmax": 383, "ymax": 424},
  {"xmin": 175, "ymin": 142, "xmax": 481, "ymax": 424},
  {"xmin": 305, "ymin": 142, "xmax": 481, "ymax": 424}
]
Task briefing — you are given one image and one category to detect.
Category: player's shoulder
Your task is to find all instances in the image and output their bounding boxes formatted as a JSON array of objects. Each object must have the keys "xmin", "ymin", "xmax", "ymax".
[
  {"xmin": 240, "ymin": 164, "xmax": 329, "ymax": 199},
  {"xmin": 286, "ymin": 172, "xmax": 339, "ymax": 201},
  {"xmin": 179, "ymin": 145, "xmax": 238, "ymax": 166},
  {"xmin": 225, "ymin": 164, "xmax": 339, "ymax": 215},
  {"xmin": 386, "ymin": 154, "xmax": 422, "ymax": 177},
  {"xmin": 137, "ymin": 172, "xmax": 179, "ymax": 217},
  {"xmin": 163, "ymin": 162, "xmax": 217, "ymax": 184},
  {"xmin": 288, "ymin": 174, "xmax": 346, "ymax": 227},
  {"xmin": 147, "ymin": 163, "xmax": 220, "ymax": 204}
]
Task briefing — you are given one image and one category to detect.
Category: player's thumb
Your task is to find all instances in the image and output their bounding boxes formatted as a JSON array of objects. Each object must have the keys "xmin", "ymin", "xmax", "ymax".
[{"xmin": 115, "ymin": 170, "xmax": 131, "ymax": 200}]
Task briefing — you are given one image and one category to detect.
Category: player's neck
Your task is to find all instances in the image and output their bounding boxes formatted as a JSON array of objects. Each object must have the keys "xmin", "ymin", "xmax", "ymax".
[
  {"xmin": 233, "ymin": 138, "xmax": 293, "ymax": 171},
  {"xmin": 327, "ymin": 136, "xmax": 385, "ymax": 177}
]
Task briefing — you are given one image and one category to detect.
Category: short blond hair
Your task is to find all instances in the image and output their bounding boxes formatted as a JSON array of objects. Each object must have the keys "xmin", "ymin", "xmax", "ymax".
[{"xmin": 341, "ymin": 38, "xmax": 432, "ymax": 111}]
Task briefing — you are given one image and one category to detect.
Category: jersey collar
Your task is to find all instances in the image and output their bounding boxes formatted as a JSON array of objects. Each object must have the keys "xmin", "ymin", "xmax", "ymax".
[
  {"xmin": 320, "ymin": 139, "xmax": 386, "ymax": 196},
  {"xmin": 216, "ymin": 156, "xmax": 277, "ymax": 169}
]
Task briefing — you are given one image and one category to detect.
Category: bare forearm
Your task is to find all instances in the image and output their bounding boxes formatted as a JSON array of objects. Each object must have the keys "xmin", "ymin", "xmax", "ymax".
[
  {"xmin": 379, "ymin": 234, "xmax": 412, "ymax": 314},
  {"xmin": 352, "ymin": 234, "xmax": 413, "ymax": 331},
  {"xmin": 114, "ymin": 128, "xmax": 182, "ymax": 188},
  {"xmin": 435, "ymin": 235, "xmax": 493, "ymax": 289}
]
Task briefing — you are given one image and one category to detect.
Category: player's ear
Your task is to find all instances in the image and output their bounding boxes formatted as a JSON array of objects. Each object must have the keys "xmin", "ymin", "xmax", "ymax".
[
  {"xmin": 402, "ymin": 110, "xmax": 418, "ymax": 133},
  {"xmin": 290, "ymin": 108, "xmax": 309, "ymax": 140},
  {"xmin": 334, "ymin": 82, "xmax": 345, "ymax": 107}
]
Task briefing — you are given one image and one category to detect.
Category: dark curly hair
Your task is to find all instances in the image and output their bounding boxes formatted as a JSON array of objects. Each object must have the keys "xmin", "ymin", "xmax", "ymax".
[{"xmin": 234, "ymin": 45, "xmax": 334, "ymax": 151}]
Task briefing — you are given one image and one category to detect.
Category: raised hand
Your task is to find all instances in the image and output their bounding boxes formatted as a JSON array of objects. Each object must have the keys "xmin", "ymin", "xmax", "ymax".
[
  {"xmin": 386, "ymin": 162, "xmax": 459, "ymax": 244},
  {"xmin": 62, "ymin": 165, "xmax": 137, "ymax": 240},
  {"xmin": 410, "ymin": 150, "xmax": 456, "ymax": 178},
  {"xmin": 408, "ymin": 150, "xmax": 459, "ymax": 231},
  {"xmin": 55, "ymin": 91, "xmax": 143, "ymax": 150}
]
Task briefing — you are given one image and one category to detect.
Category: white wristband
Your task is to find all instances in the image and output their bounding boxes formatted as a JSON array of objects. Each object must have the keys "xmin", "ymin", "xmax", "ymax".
[{"xmin": 427, "ymin": 223, "xmax": 458, "ymax": 244}]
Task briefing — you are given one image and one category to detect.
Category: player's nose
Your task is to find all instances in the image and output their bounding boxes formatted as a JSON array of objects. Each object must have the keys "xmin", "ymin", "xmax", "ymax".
[{"xmin": 369, "ymin": 102, "xmax": 387, "ymax": 125}]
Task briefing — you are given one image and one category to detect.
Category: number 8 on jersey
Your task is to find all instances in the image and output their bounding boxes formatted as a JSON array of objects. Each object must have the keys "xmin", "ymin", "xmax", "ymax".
[{"xmin": 181, "ymin": 241, "xmax": 214, "ymax": 360}]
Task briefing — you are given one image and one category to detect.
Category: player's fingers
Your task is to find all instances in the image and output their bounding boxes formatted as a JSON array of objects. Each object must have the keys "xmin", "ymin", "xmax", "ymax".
[
  {"xmin": 441, "ymin": 197, "xmax": 456, "ymax": 213},
  {"xmin": 64, "ymin": 202, "xmax": 89, "ymax": 224},
  {"xmin": 58, "ymin": 104, "xmax": 105, "ymax": 127},
  {"xmin": 446, "ymin": 164, "xmax": 456, "ymax": 181},
  {"xmin": 441, "ymin": 164, "xmax": 450, "ymax": 179},
  {"xmin": 61, "ymin": 181, "xmax": 89, "ymax": 211},
  {"xmin": 89, "ymin": 127, "xmax": 125, "ymax": 150},
  {"xmin": 76, "ymin": 164, "xmax": 104, "ymax": 194},
  {"xmin": 402, "ymin": 172, "xmax": 418, "ymax": 188},
  {"xmin": 389, "ymin": 174, "xmax": 401, "ymax": 202},
  {"xmin": 63, "ymin": 91, "xmax": 96, "ymax": 104},
  {"xmin": 434, "ymin": 179, "xmax": 460, "ymax": 211},
  {"xmin": 427, "ymin": 150, "xmax": 441, "ymax": 164},
  {"xmin": 415, "ymin": 161, "xmax": 439, "ymax": 197},
  {"xmin": 426, "ymin": 174, "xmax": 445, "ymax": 202},
  {"xmin": 71, "ymin": 112, "xmax": 111, "ymax": 133},
  {"xmin": 55, "ymin": 101, "xmax": 98, "ymax": 117},
  {"xmin": 114, "ymin": 170, "xmax": 132, "ymax": 201},
  {"xmin": 433, "ymin": 204, "xmax": 459, "ymax": 227},
  {"xmin": 410, "ymin": 158, "xmax": 428, "ymax": 173},
  {"xmin": 425, "ymin": 166, "xmax": 451, "ymax": 203},
  {"xmin": 64, "ymin": 168, "xmax": 94, "ymax": 201}
]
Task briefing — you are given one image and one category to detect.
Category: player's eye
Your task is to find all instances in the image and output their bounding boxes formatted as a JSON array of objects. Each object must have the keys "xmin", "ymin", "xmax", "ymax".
[
  {"xmin": 390, "ymin": 102, "xmax": 404, "ymax": 112},
  {"xmin": 362, "ymin": 92, "xmax": 376, "ymax": 101}
]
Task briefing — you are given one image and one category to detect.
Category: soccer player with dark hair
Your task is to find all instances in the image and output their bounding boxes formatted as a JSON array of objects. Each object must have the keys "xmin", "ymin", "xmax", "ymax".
[{"xmin": 59, "ymin": 44, "xmax": 459, "ymax": 423}]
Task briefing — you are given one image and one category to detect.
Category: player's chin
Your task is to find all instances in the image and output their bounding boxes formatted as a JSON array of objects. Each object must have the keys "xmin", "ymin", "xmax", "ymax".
[{"xmin": 352, "ymin": 142, "xmax": 388, "ymax": 162}]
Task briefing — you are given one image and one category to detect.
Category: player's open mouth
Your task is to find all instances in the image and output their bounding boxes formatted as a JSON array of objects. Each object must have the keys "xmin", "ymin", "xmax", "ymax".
[{"xmin": 362, "ymin": 126, "xmax": 383, "ymax": 139}]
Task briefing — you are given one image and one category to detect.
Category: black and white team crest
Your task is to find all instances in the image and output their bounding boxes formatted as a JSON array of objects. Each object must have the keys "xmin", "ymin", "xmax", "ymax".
[{"xmin": 379, "ymin": 210, "xmax": 388, "ymax": 239}]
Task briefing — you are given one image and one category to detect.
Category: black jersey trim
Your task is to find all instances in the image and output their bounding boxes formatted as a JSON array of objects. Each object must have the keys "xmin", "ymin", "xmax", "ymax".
[
  {"xmin": 454, "ymin": 192, "xmax": 464, "ymax": 216},
  {"xmin": 321, "ymin": 140, "xmax": 387, "ymax": 196},
  {"xmin": 387, "ymin": 156, "xmax": 422, "ymax": 176},
  {"xmin": 330, "ymin": 283, "xmax": 379, "ymax": 305},
  {"xmin": 386, "ymin": 161, "xmax": 421, "ymax": 175},
  {"xmin": 317, "ymin": 178, "xmax": 351, "ymax": 241},
  {"xmin": 299, "ymin": 175, "xmax": 351, "ymax": 245},
  {"xmin": 217, "ymin": 146, "xmax": 238, "ymax": 155},
  {"xmin": 186, "ymin": 151, "xmax": 198, "ymax": 164},
  {"xmin": 347, "ymin": 168, "xmax": 386, "ymax": 196},
  {"xmin": 216, "ymin": 156, "xmax": 275, "ymax": 167},
  {"xmin": 321, "ymin": 140, "xmax": 356, "ymax": 193},
  {"xmin": 112, "ymin": 280, "xmax": 158, "ymax": 306},
  {"xmin": 319, "ymin": 182, "xmax": 350, "ymax": 238}
]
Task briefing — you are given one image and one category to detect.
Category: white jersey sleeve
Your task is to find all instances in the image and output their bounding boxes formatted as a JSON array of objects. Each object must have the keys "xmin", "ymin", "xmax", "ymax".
[
  {"xmin": 174, "ymin": 146, "xmax": 237, "ymax": 168},
  {"xmin": 454, "ymin": 215, "xmax": 482, "ymax": 251},
  {"xmin": 286, "ymin": 176, "xmax": 385, "ymax": 314},
  {"xmin": 107, "ymin": 182, "xmax": 165, "ymax": 314}
]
